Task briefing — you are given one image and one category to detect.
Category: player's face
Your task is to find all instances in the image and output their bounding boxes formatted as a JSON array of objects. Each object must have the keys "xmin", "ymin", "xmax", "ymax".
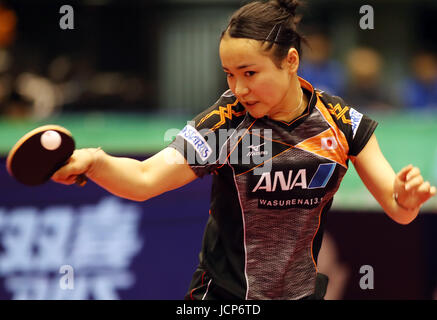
[{"xmin": 219, "ymin": 36, "xmax": 297, "ymax": 119}]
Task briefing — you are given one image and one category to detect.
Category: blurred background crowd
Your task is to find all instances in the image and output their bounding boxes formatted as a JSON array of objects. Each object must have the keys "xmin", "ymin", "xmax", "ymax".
[
  {"xmin": 1, "ymin": 0, "xmax": 437, "ymax": 301},
  {"xmin": 0, "ymin": 0, "xmax": 437, "ymax": 120}
]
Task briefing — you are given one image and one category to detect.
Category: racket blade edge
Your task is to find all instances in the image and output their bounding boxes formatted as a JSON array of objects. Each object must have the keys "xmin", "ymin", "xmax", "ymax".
[{"xmin": 6, "ymin": 125, "xmax": 76, "ymax": 186}]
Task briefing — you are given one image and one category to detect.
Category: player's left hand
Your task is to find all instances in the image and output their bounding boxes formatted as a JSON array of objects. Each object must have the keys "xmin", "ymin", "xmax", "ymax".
[{"xmin": 394, "ymin": 164, "xmax": 437, "ymax": 210}]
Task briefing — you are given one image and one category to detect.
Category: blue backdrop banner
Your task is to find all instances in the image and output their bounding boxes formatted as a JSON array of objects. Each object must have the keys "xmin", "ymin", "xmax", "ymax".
[{"xmin": 0, "ymin": 156, "xmax": 211, "ymax": 300}]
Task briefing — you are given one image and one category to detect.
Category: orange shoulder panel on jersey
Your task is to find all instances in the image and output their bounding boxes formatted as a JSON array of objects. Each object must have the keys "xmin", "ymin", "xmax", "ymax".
[
  {"xmin": 197, "ymin": 99, "xmax": 246, "ymax": 132},
  {"xmin": 294, "ymin": 127, "xmax": 348, "ymax": 168},
  {"xmin": 296, "ymin": 92, "xmax": 350, "ymax": 167}
]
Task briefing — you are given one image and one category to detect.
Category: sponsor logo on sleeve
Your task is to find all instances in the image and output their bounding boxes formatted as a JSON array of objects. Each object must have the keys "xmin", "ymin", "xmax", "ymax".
[
  {"xmin": 178, "ymin": 125, "xmax": 212, "ymax": 162},
  {"xmin": 349, "ymin": 108, "xmax": 363, "ymax": 138}
]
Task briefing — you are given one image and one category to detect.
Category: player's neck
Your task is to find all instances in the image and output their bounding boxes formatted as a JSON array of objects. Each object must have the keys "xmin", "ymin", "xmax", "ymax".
[{"xmin": 269, "ymin": 85, "xmax": 308, "ymax": 123}]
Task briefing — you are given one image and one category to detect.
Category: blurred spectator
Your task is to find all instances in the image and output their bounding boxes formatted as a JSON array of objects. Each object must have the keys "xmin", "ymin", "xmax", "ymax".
[
  {"xmin": 0, "ymin": 1, "xmax": 17, "ymax": 48},
  {"xmin": 317, "ymin": 232, "xmax": 350, "ymax": 300},
  {"xmin": 1, "ymin": 54, "xmax": 66, "ymax": 119},
  {"xmin": 15, "ymin": 72, "xmax": 63, "ymax": 119},
  {"xmin": 403, "ymin": 51, "xmax": 437, "ymax": 110},
  {"xmin": 299, "ymin": 32, "xmax": 345, "ymax": 96},
  {"xmin": 343, "ymin": 47, "xmax": 394, "ymax": 111},
  {"xmin": 47, "ymin": 55, "xmax": 86, "ymax": 112},
  {"xmin": 2, "ymin": 90, "xmax": 32, "ymax": 118},
  {"xmin": 0, "ymin": 49, "xmax": 12, "ymax": 101}
]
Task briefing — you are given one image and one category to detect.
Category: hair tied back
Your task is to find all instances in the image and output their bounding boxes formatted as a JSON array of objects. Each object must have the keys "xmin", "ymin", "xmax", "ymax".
[{"xmin": 275, "ymin": 0, "xmax": 300, "ymax": 16}]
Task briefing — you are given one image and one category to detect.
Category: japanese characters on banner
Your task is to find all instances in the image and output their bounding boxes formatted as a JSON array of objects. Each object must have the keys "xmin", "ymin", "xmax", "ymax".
[{"xmin": 0, "ymin": 157, "xmax": 211, "ymax": 299}]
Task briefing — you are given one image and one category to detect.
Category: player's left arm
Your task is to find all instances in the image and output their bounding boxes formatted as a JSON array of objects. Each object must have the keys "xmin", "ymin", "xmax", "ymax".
[{"xmin": 352, "ymin": 133, "xmax": 436, "ymax": 224}]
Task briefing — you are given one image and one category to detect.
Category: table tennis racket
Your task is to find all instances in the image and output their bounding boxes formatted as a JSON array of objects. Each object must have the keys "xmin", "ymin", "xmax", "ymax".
[{"xmin": 6, "ymin": 124, "xmax": 87, "ymax": 186}]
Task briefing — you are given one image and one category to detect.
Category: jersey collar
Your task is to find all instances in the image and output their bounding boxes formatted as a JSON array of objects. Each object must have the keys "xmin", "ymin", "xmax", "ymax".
[{"xmin": 246, "ymin": 76, "xmax": 317, "ymax": 130}]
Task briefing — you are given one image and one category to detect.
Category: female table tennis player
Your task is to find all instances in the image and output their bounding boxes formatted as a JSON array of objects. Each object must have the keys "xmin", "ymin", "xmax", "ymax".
[{"xmin": 52, "ymin": 0, "xmax": 436, "ymax": 300}]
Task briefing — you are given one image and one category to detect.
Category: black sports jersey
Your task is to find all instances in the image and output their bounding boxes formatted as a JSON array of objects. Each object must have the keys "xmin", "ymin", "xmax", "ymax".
[{"xmin": 169, "ymin": 77, "xmax": 378, "ymax": 300}]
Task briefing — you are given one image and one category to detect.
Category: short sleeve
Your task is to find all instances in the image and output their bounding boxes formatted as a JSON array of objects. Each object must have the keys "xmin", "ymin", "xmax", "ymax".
[
  {"xmin": 347, "ymin": 109, "xmax": 378, "ymax": 156},
  {"xmin": 318, "ymin": 92, "xmax": 378, "ymax": 157},
  {"xmin": 168, "ymin": 90, "xmax": 246, "ymax": 177}
]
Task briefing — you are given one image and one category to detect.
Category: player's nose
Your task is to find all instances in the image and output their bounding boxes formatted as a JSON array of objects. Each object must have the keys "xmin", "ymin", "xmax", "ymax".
[{"xmin": 235, "ymin": 81, "xmax": 249, "ymax": 97}]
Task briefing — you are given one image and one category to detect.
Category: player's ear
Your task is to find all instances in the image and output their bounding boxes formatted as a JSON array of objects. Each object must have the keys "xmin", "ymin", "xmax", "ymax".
[{"xmin": 285, "ymin": 48, "xmax": 299, "ymax": 74}]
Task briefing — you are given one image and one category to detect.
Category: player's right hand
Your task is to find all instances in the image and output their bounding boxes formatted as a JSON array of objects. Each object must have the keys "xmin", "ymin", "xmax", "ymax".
[{"xmin": 51, "ymin": 148, "xmax": 96, "ymax": 185}]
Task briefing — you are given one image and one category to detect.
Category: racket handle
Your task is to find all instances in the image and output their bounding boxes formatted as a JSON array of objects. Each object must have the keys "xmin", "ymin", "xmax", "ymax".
[{"xmin": 75, "ymin": 174, "xmax": 88, "ymax": 187}]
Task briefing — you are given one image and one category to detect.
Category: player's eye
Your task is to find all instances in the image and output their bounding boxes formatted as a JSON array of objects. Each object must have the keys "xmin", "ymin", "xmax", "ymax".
[
  {"xmin": 245, "ymin": 71, "xmax": 256, "ymax": 77},
  {"xmin": 226, "ymin": 73, "xmax": 234, "ymax": 78}
]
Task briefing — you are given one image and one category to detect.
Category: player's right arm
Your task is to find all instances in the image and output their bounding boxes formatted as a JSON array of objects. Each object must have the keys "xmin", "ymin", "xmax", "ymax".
[
  {"xmin": 51, "ymin": 147, "xmax": 198, "ymax": 202},
  {"xmin": 53, "ymin": 91, "xmax": 243, "ymax": 201}
]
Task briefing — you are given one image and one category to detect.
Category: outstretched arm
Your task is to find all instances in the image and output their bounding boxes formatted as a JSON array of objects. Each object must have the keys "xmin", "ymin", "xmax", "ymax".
[
  {"xmin": 352, "ymin": 134, "xmax": 436, "ymax": 224},
  {"xmin": 52, "ymin": 147, "xmax": 198, "ymax": 202}
]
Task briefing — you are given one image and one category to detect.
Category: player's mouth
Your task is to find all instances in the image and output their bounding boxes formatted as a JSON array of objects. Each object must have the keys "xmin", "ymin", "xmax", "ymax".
[{"xmin": 243, "ymin": 101, "xmax": 258, "ymax": 107}]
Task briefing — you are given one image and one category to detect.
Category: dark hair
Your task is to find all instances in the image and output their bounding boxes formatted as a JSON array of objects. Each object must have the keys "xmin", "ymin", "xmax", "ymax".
[{"xmin": 222, "ymin": 0, "xmax": 305, "ymax": 68}]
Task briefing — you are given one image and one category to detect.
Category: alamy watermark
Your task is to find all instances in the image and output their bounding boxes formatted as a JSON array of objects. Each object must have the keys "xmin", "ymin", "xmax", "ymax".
[
  {"xmin": 164, "ymin": 122, "xmax": 273, "ymax": 175},
  {"xmin": 360, "ymin": 5, "xmax": 374, "ymax": 30},
  {"xmin": 359, "ymin": 265, "xmax": 374, "ymax": 290},
  {"xmin": 59, "ymin": 5, "xmax": 74, "ymax": 30},
  {"xmin": 59, "ymin": 265, "xmax": 74, "ymax": 290}
]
